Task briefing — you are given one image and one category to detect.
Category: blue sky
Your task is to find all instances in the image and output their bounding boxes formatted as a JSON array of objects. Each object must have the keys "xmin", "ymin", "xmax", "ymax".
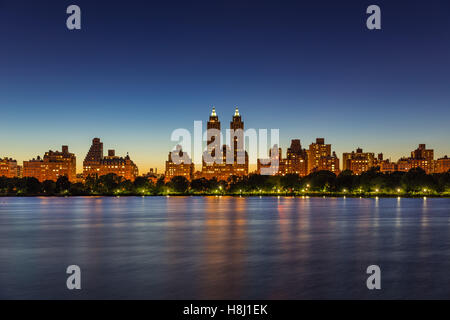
[{"xmin": 1, "ymin": 0, "xmax": 449, "ymax": 173}]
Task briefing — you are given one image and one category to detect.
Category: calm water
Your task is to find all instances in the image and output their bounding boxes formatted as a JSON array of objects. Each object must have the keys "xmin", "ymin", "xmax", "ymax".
[{"xmin": 0, "ymin": 196, "xmax": 449, "ymax": 299}]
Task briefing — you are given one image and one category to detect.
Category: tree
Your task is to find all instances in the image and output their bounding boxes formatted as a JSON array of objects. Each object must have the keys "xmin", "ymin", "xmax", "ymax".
[
  {"xmin": 42, "ymin": 180, "xmax": 56, "ymax": 195},
  {"xmin": 169, "ymin": 176, "xmax": 189, "ymax": 193},
  {"xmin": 305, "ymin": 171, "xmax": 337, "ymax": 192},
  {"xmin": 24, "ymin": 177, "xmax": 41, "ymax": 195},
  {"xmin": 281, "ymin": 174, "xmax": 301, "ymax": 192},
  {"xmin": 336, "ymin": 170, "xmax": 355, "ymax": 192},
  {"xmin": 401, "ymin": 168, "xmax": 434, "ymax": 192},
  {"xmin": 191, "ymin": 178, "xmax": 210, "ymax": 193},
  {"xmin": 56, "ymin": 176, "xmax": 71, "ymax": 194}
]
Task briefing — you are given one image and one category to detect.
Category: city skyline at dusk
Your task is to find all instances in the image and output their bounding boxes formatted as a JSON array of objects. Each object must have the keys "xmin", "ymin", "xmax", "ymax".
[
  {"xmin": 1, "ymin": 1, "xmax": 450, "ymax": 174},
  {"xmin": 3, "ymin": 0, "xmax": 450, "ymax": 303}
]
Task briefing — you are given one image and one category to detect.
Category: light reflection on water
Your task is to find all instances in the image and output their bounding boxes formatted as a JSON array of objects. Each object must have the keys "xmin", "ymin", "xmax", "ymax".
[{"xmin": 0, "ymin": 196, "xmax": 449, "ymax": 299}]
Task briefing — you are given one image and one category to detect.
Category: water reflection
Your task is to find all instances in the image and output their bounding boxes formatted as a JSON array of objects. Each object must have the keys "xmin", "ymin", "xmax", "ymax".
[{"xmin": 0, "ymin": 197, "xmax": 449, "ymax": 299}]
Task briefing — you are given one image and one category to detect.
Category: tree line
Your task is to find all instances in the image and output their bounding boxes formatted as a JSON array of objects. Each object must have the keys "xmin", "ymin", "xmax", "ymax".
[{"xmin": 1, "ymin": 168, "xmax": 449, "ymax": 196}]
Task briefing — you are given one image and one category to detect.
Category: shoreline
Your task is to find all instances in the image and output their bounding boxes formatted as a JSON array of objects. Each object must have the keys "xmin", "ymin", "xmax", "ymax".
[{"xmin": 1, "ymin": 193, "xmax": 448, "ymax": 198}]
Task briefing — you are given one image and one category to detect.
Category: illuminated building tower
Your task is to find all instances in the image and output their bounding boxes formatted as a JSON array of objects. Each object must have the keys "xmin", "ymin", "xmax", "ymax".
[
  {"xmin": 410, "ymin": 144, "xmax": 434, "ymax": 174},
  {"xmin": 99, "ymin": 150, "xmax": 138, "ymax": 181},
  {"xmin": 397, "ymin": 144, "xmax": 435, "ymax": 174},
  {"xmin": 202, "ymin": 107, "xmax": 248, "ymax": 179},
  {"xmin": 436, "ymin": 156, "xmax": 450, "ymax": 173},
  {"xmin": 307, "ymin": 138, "xmax": 332, "ymax": 173},
  {"xmin": 0, "ymin": 158, "xmax": 18, "ymax": 178},
  {"xmin": 379, "ymin": 160, "xmax": 398, "ymax": 173},
  {"xmin": 83, "ymin": 138, "xmax": 104, "ymax": 177},
  {"xmin": 23, "ymin": 146, "xmax": 76, "ymax": 182},
  {"xmin": 84, "ymin": 138, "xmax": 103, "ymax": 163},
  {"xmin": 411, "ymin": 144, "xmax": 434, "ymax": 163},
  {"xmin": 229, "ymin": 107, "xmax": 248, "ymax": 176},
  {"xmin": 257, "ymin": 146, "xmax": 284, "ymax": 175},
  {"xmin": 230, "ymin": 107, "xmax": 244, "ymax": 154},
  {"xmin": 317, "ymin": 151, "xmax": 340, "ymax": 175},
  {"xmin": 165, "ymin": 145, "xmax": 194, "ymax": 181},
  {"xmin": 285, "ymin": 139, "xmax": 308, "ymax": 176},
  {"xmin": 342, "ymin": 148, "xmax": 375, "ymax": 175},
  {"xmin": 83, "ymin": 138, "xmax": 138, "ymax": 181},
  {"xmin": 202, "ymin": 107, "xmax": 221, "ymax": 178},
  {"xmin": 207, "ymin": 107, "xmax": 220, "ymax": 153}
]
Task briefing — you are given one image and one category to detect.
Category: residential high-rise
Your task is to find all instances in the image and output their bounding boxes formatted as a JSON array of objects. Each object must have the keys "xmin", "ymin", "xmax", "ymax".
[
  {"xmin": 0, "ymin": 158, "xmax": 18, "ymax": 178},
  {"xmin": 436, "ymin": 156, "xmax": 450, "ymax": 173},
  {"xmin": 23, "ymin": 146, "xmax": 76, "ymax": 182},
  {"xmin": 202, "ymin": 107, "xmax": 248, "ymax": 179},
  {"xmin": 165, "ymin": 145, "xmax": 195, "ymax": 181},
  {"xmin": 307, "ymin": 138, "xmax": 333, "ymax": 173},
  {"xmin": 285, "ymin": 139, "xmax": 308, "ymax": 176},
  {"xmin": 257, "ymin": 146, "xmax": 284, "ymax": 175},
  {"xmin": 230, "ymin": 107, "xmax": 244, "ymax": 154},
  {"xmin": 317, "ymin": 151, "xmax": 340, "ymax": 175},
  {"xmin": 83, "ymin": 138, "xmax": 138, "ymax": 181},
  {"xmin": 397, "ymin": 144, "xmax": 435, "ymax": 174},
  {"xmin": 342, "ymin": 148, "xmax": 375, "ymax": 175}
]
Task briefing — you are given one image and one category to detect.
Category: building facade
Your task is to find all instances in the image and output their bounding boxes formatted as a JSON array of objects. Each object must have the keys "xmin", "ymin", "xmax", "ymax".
[
  {"xmin": 201, "ymin": 107, "xmax": 249, "ymax": 180},
  {"xmin": 83, "ymin": 138, "xmax": 139, "ymax": 181},
  {"xmin": 396, "ymin": 144, "xmax": 435, "ymax": 174},
  {"xmin": 0, "ymin": 158, "xmax": 18, "ymax": 178},
  {"xmin": 165, "ymin": 145, "xmax": 194, "ymax": 181},
  {"xmin": 307, "ymin": 138, "xmax": 339, "ymax": 174},
  {"xmin": 23, "ymin": 145, "xmax": 76, "ymax": 182},
  {"xmin": 284, "ymin": 139, "xmax": 308, "ymax": 176},
  {"xmin": 342, "ymin": 148, "xmax": 375, "ymax": 175},
  {"xmin": 436, "ymin": 156, "xmax": 450, "ymax": 173}
]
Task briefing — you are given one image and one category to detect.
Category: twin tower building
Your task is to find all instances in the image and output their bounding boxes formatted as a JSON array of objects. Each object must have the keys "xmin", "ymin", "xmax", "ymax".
[{"xmin": 165, "ymin": 107, "xmax": 249, "ymax": 181}]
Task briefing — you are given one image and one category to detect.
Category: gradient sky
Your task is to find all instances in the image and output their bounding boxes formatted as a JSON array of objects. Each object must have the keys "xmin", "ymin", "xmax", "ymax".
[{"xmin": 1, "ymin": 0, "xmax": 449, "ymax": 173}]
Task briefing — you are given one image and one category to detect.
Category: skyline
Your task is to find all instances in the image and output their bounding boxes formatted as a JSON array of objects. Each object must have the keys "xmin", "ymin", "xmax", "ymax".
[
  {"xmin": 1, "ymin": 0, "xmax": 450, "ymax": 173},
  {"xmin": 1, "ymin": 115, "xmax": 449, "ymax": 175}
]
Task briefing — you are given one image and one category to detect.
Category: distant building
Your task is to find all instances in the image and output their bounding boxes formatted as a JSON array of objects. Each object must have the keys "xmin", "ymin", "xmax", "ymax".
[
  {"xmin": 307, "ymin": 138, "xmax": 339, "ymax": 174},
  {"xmin": 342, "ymin": 148, "xmax": 375, "ymax": 175},
  {"xmin": 317, "ymin": 151, "xmax": 340, "ymax": 175},
  {"xmin": 0, "ymin": 157, "xmax": 18, "ymax": 178},
  {"xmin": 23, "ymin": 145, "xmax": 76, "ymax": 182},
  {"xmin": 83, "ymin": 138, "xmax": 139, "ymax": 181},
  {"xmin": 379, "ymin": 159, "xmax": 398, "ymax": 173},
  {"xmin": 257, "ymin": 146, "xmax": 284, "ymax": 175},
  {"xmin": 307, "ymin": 138, "xmax": 331, "ymax": 173},
  {"xmin": 201, "ymin": 107, "xmax": 249, "ymax": 180},
  {"xmin": 285, "ymin": 140, "xmax": 308, "ymax": 176},
  {"xmin": 436, "ymin": 156, "xmax": 450, "ymax": 173},
  {"xmin": 397, "ymin": 144, "xmax": 435, "ymax": 174},
  {"xmin": 17, "ymin": 165, "xmax": 23, "ymax": 178},
  {"xmin": 165, "ymin": 145, "xmax": 194, "ymax": 181}
]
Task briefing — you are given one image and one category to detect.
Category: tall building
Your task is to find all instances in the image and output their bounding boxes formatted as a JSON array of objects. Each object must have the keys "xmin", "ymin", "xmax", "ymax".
[
  {"xmin": 83, "ymin": 138, "xmax": 138, "ymax": 181},
  {"xmin": 285, "ymin": 139, "xmax": 308, "ymax": 176},
  {"xmin": 257, "ymin": 146, "xmax": 284, "ymax": 175},
  {"xmin": 307, "ymin": 138, "xmax": 339, "ymax": 174},
  {"xmin": 436, "ymin": 156, "xmax": 450, "ymax": 173},
  {"xmin": 0, "ymin": 158, "xmax": 18, "ymax": 178},
  {"xmin": 342, "ymin": 148, "xmax": 375, "ymax": 175},
  {"xmin": 317, "ymin": 151, "xmax": 340, "ymax": 175},
  {"xmin": 379, "ymin": 159, "xmax": 398, "ymax": 173},
  {"xmin": 202, "ymin": 107, "xmax": 249, "ymax": 180},
  {"xmin": 397, "ymin": 144, "xmax": 435, "ymax": 174},
  {"xmin": 23, "ymin": 146, "xmax": 76, "ymax": 182},
  {"xmin": 411, "ymin": 144, "xmax": 434, "ymax": 163},
  {"xmin": 165, "ymin": 145, "xmax": 195, "ymax": 181}
]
